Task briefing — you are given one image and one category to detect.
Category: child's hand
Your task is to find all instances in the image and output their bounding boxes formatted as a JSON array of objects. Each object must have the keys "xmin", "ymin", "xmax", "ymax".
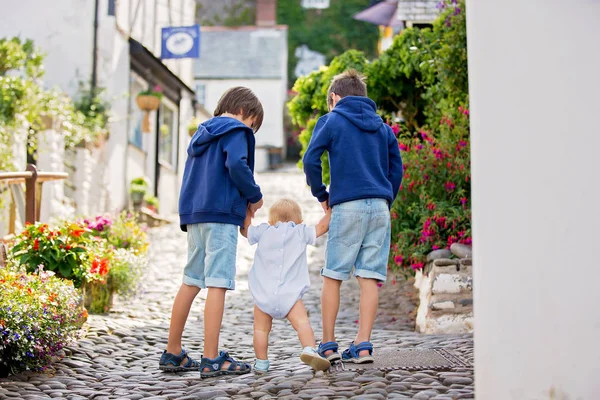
[
  {"xmin": 249, "ymin": 198, "xmax": 264, "ymax": 217},
  {"xmin": 320, "ymin": 199, "xmax": 329, "ymax": 213}
]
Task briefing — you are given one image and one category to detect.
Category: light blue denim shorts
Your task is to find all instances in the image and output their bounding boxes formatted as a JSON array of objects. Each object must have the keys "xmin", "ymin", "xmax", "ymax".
[
  {"xmin": 183, "ymin": 223, "xmax": 238, "ymax": 290},
  {"xmin": 323, "ymin": 198, "xmax": 391, "ymax": 282}
]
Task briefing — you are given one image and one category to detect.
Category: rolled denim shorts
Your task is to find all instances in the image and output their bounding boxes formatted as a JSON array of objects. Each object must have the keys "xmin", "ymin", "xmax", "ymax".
[
  {"xmin": 183, "ymin": 223, "xmax": 238, "ymax": 290},
  {"xmin": 323, "ymin": 198, "xmax": 391, "ymax": 282}
]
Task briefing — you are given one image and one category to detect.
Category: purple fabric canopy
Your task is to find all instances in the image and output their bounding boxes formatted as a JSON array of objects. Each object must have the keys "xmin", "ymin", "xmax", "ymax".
[{"xmin": 353, "ymin": 1, "xmax": 402, "ymax": 27}]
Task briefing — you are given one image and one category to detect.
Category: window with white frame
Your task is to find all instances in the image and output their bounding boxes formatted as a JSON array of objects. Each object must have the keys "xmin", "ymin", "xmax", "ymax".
[
  {"xmin": 195, "ymin": 83, "xmax": 206, "ymax": 106},
  {"xmin": 129, "ymin": 73, "xmax": 147, "ymax": 149},
  {"xmin": 158, "ymin": 99, "xmax": 178, "ymax": 168}
]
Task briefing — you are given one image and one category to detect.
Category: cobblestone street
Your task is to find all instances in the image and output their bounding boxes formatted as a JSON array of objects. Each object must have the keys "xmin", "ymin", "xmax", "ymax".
[{"xmin": 0, "ymin": 166, "xmax": 474, "ymax": 400}]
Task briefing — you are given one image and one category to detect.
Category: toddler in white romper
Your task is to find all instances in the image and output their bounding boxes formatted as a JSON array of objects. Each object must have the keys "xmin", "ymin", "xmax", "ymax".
[{"xmin": 241, "ymin": 198, "xmax": 332, "ymax": 373}]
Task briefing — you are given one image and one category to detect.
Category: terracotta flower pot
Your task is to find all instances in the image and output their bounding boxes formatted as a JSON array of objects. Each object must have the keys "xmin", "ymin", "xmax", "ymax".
[{"xmin": 136, "ymin": 95, "xmax": 161, "ymax": 133}]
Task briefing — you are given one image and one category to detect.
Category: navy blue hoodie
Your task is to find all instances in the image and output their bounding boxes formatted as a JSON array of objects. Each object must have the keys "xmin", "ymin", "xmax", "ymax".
[
  {"xmin": 179, "ymin": 117, "xmax": 262, "ymax": 231},
  {"xmin": 303, "ymin": 96, "xmax": 403, "ymax": 208}
]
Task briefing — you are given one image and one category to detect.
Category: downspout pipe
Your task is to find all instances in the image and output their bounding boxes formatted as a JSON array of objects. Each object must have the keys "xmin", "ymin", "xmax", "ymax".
[{"xmin": 91, "ymin": 0, "xmax": 100, "ymax": 93}]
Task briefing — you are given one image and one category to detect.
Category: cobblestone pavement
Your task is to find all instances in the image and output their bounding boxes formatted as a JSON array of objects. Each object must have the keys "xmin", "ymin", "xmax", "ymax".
[{"xmin": 0, "ymin": 166, "xmax": 474, "ymax": 400}]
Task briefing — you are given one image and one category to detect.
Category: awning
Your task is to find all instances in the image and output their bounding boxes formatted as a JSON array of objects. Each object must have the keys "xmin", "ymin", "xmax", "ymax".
[
  {"xmin": 353, "ymin": 1, "xmax": 402, "ymax": 28},
  {"xmin": 129, "ymin": 38, "xmax": 195, "ymax": 104}
]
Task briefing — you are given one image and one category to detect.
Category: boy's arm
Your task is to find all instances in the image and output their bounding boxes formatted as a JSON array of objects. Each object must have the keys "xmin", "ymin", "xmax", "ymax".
[
  {"xmin": 387, "ymin": 128, "xmax": 404, "ymax": 203},
  {"xmin": 303, "ymin": 116, "xmax": 331, "ymax": 205},
  {"xmin": 315, "ymin": 208, "xmax": 332, "ymax": 238},
  {"xmin": 239, "ymin": 208, "xmax": 252, "ymax": 238},
  {"xmin": 222, "ymin": 130, "xmax": 263, "ymax": 205}
]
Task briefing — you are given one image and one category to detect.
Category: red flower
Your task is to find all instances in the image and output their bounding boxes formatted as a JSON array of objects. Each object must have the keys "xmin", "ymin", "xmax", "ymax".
[{"xmin": 33, "ymin": 239, "xmax": 39, "ymax": 250}]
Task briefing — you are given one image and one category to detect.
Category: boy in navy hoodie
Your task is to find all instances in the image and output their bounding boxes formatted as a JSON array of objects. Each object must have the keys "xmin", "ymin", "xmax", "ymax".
[
  {"xmin": 159, "ymin": 87, "xmax": 264, "ymax": 377},
  {"xmin": 303, "ymin": 70, "xmax": 403, "ymax": 364}
]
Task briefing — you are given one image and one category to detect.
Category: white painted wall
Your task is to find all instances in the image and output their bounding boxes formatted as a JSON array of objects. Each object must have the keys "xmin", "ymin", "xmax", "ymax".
[
  {"xmin": 467, "ymin": 1, "xmax": 600, "ymax": 399},
  {"xmin": 0, "ymin": 0, "xmax": 94, "ymax": 95},
  {"xmin": 197, "ymin": 78, "xmax": 286, "ymax": 148}
]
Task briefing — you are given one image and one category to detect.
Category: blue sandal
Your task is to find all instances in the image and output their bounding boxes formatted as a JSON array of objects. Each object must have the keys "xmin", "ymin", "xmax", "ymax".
[
  {"xmin": 159, "ymin": 349, "xmax": 201, "ymax": 372},
  {"xmin": 199, "ymin": 351, "xmax": 251, "ymax": 378},
  {"xmin": 317, "ymin": 341, "xmax": 341, "ymax": 362},
  {"xmin": 342, "ymin": 342, "xmax": 374, "ymax": 364}
]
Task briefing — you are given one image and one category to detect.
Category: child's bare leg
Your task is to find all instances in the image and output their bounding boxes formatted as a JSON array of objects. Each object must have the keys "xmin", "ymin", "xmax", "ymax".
[
  {"xmin": 355, "ymin": 277, "xmax": 379, "ymax": 357},
  {"xmin": 254, "ymin": 305, "xmax": 272, "ymax": 360},
  {"xmin": 289, "ymin": 300, "xmax": 331, "ymax": 371},
  {"xmin": 166, "ymin": 283, "xmax": 200, "ymax": 359},
  {"xmin": 321, "ymin": 277, "xmax": 342, "ymax": 353},
  {"xmin": 202, "ymin": 287, "xmax": 242, "ymax": 371},
  {"xmin": 287, "ymin": 300, "xmax": 316, "ymax": 347}
]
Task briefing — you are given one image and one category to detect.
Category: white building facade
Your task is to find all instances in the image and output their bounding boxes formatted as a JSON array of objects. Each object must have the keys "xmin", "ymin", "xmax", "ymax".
[
  {"xmin": 467, "ymin": 0, "xmax": 600, "ymax": 398},
  {"xmin": 0, "ymin": 0, "xmax": 197, "ymax": 216},
  {"xmin": 193, "ymin": 0, "xmax": 288, "ymax": 172}
]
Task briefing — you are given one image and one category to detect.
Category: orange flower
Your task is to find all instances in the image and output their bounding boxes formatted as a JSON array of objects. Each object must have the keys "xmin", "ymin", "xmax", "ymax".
[
  {"xmin": 27, "ymin": 287, "xmax": 33, "ymax": 295},
  {"xmin": 71, "ymin": 228, "xmax": 85, "ymax": 238}
]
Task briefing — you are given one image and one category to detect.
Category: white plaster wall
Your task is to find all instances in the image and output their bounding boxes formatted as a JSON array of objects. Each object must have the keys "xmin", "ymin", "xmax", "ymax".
[
  {"xmin": 197, "ymin": 78, "xmax": 287, "ymax": 150},
  {"xmin": 0, "ymin": 0, "xmax": 94, "ymax": 95},
  {"xmin": 467, "ymin": 1, "xmax": 600, "ymax": 399}
]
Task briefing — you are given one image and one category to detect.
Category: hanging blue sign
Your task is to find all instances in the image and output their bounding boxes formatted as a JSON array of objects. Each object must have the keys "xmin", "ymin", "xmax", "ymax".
[{"xmin": 161, "ymin": 25, "xmax": 200, "ymax": 59}]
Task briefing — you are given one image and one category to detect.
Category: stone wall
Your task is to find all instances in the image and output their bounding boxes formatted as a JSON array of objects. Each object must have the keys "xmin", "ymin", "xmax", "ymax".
[{"xmin": 414, "ymin": 243, "xmax": 473, "ymax": 334}]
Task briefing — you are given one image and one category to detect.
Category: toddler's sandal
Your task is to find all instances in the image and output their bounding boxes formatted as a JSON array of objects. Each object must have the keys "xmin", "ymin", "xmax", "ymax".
[
  {"xmin": 300, "ymin": 351, "xmax": 331, "ymax": 371},
  {"xmin": 341, "ymin": 342, "xmax": 374, "ymax": 364},
  {"xmin": 200, "ymin": 351, "xmax": 251, "ymax": 378},
  {"xmin": 159, "ymin": 349, "xmax": 201, "ymax": 372}
]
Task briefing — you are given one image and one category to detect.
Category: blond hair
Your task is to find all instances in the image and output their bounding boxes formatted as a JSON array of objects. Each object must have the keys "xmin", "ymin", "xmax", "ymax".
[{"xmin": 269, "ymin": 198, "xmax": 303, "ymax": 225}]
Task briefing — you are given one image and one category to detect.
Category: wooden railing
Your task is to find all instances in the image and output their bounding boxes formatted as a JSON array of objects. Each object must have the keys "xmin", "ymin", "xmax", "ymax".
[{"xmin": 0, "ymin": 164, "xmax": 68, "ymax": 233}]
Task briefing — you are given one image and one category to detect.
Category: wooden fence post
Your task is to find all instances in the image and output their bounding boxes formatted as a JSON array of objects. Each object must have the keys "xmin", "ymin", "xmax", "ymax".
[{"xmin": 25, "ymin": 164, "xmax": 38, "ymax": 224}]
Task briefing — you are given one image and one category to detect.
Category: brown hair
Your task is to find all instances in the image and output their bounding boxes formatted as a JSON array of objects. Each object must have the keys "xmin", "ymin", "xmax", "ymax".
[
  {"xmin": 327, "ymin": 69, "xmax": 367, "ymax": 108},
  {"xmin": 269, "ymin": 198, "xmax": 303, "ymax": 225},
  {"xmin": 213, "ymin": 87, "xmax": 264, "ymax": 131}
]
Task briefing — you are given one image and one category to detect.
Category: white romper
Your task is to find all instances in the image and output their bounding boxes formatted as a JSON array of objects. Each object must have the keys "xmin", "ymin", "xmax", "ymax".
[{"xmin": 247, "ymin": 222, "xmax": 317, "ymax": 319}]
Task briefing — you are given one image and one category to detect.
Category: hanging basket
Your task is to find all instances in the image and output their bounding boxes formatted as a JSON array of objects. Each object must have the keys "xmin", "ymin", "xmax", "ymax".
[{"xmin": 136, "ymin": 95, "xmax": 161, "ymax": 133}]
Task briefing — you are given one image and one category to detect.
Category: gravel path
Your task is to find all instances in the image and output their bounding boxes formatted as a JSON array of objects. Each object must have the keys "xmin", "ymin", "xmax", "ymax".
[{"xmin": 0, "ymin": 166, "xmax": 474, "ymax": 400}]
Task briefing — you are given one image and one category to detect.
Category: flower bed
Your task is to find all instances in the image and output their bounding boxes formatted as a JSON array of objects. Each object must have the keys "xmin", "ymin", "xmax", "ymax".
[
  {"xmin": 0, "ymin": 267, "xmax": 85, "ymax": 377},
  {"xmin": 389, "ymin": 107, "xmax": 471, "ymax": 277},
  {"xmin": 0, "ymin": 211, "xmax": 149, "ymax": 375},
  {"xmin": 9, "ymin": 211, "xmax": 149, "ymax": 313}
]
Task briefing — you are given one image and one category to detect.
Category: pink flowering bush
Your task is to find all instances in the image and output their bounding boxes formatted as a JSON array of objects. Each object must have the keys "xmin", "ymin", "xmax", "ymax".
[{"xmin": 389, "ymin": 105, "xmax": 471, "ymax": 276}]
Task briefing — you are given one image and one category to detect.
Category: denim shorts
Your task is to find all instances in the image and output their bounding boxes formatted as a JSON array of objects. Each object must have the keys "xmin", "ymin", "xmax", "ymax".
[
  {"xmin": 323, "ymin": 198, "xmax": 391, "ymax": 282},
  {"xmin": 183, "ymin": 223, "xmax": 238, "ymax": 290}
]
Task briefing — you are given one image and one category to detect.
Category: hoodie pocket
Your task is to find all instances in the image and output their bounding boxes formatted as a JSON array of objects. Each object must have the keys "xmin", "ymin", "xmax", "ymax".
[{"xmin": 232, "ymin": 198, "xmax": 247, "ymax": 218}]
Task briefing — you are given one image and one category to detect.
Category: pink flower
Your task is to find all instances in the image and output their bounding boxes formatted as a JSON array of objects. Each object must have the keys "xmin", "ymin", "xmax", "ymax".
[
  {"xmin": 391, "ymin": 124, "xmax": 400, "ymax": 134},
  {"xmin": 377, "ymin": 282, "xmax": 383, "ymax": 288},
  {"xmin": 399, "ymin": 143, "xmax": 409, "ymax": 152},
  {"xmin": 394, "ymin": 255, "xmax": 403, "ymax": 265},
  {"xmin": 427, "ymin": 202, "xmax": 436, "ymax": 210},
  {"xmin": 459, "ymin": 140, "xmax": 468, "ymax": 148},
  {"xmin": 432, "ymin": 245, "xmax": 440, "ymax": 250},
  {"xmin": 460, "ymin": 197, "xmax": 468, "ymax": 206},
  {"xmin": 410, "ymin": 263, "xmax": 424, "ymax": 271},
  {"xmin": 445, "ymin": 181, "xmax": 456, "ymax": 192}
]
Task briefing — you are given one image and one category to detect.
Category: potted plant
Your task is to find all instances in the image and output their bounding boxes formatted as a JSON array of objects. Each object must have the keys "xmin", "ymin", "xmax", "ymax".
[
  {"xmin": 187, "ymin": 117, "xmax": 200, "ymax": 137},
  {"xmin": 130, "ymin": 177, "xmax": 149, "ymax": 206},
  {"xmin": 136, "ymin": 85, "xmax": 163, "ymax": 133},
  {"xmin": 144, "ymin": 195, "xmax": 160, "ymax": 213}
]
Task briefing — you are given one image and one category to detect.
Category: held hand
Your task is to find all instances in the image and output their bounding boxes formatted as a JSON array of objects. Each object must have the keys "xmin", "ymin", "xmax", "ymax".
[
  {"xmin": 320, "ymin": 200, "xmax": 330, "ymax": 213},
  {"xmin": 249, "ymin": 198, "xmax": 264, "ymax": 217}
]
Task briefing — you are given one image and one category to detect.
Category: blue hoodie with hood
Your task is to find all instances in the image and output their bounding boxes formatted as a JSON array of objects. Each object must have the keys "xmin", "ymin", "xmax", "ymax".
[
  {"xmin": 303, "ymin": 96, "xmax": 403, "ymax": 208},
  {"xmin": 179, "ymin": 116, "xmax": 262, "ymax": 231}
]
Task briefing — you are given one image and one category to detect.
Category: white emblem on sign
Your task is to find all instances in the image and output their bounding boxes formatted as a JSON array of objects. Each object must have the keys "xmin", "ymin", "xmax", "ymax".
[{"xmin": 166, "ymin": 32, "xmax": 194, "ymax": 55}]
